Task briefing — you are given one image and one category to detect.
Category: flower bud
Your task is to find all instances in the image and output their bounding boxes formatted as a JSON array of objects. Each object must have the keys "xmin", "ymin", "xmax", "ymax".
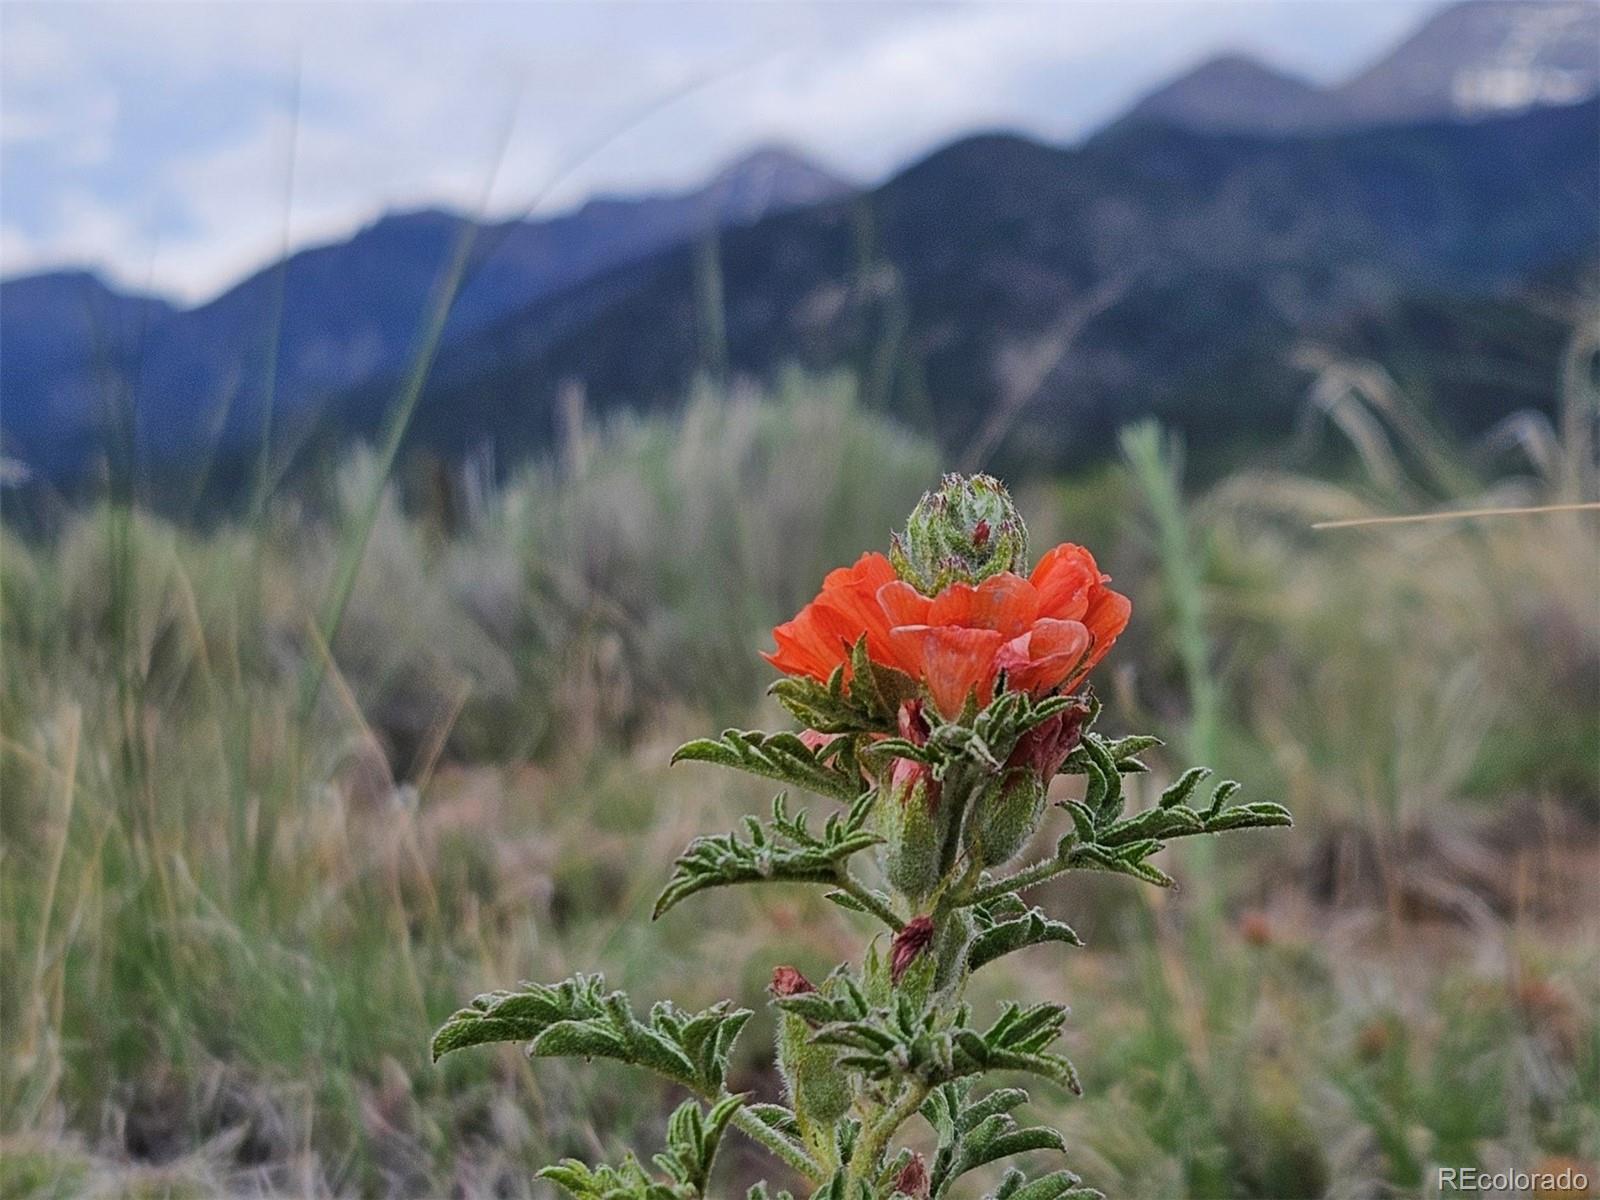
[
  {"xmin": 890, "ymin": 473, "xmax": 1029, "ymax": 594},
  {"xmin": 965, "ymin": 704, "xmax": 1089, "ymax": 867},
  {"xmin": 877, "ymin": 701, "xmax": 948, "ymax": 902},
  {"xmin": 770, "ymin": 968, "xmax": 851, "ymax": 1126},
  {"xmin": 966, "ymin": 770, "xmax": 1048, "ymax": 868},
  {"xmin": 769, "ymin": 965, "xmax": 815, "ymax": 997},
  {"xmin": 890, "ymin": 916, "xmax": 936, "ymax": 984},
  {"xmin": 892, "ymin": 1155, "xmax": 930, "ymax": 1199}
]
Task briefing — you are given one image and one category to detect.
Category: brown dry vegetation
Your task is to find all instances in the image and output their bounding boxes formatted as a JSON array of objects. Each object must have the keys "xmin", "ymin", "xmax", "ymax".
[{"xmin": 2, "ymin": 367, "xmax": 1597, "ymax": 1197}]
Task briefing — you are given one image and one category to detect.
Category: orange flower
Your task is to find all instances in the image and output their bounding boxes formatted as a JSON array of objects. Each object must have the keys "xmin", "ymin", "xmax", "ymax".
[
  {"xmin": 764, "ymin": 552, "xmax": 911, "ymax": 681},
  {"xmin": 765, "ymin": 543, "xmax": 1130, "ymax": 719}
]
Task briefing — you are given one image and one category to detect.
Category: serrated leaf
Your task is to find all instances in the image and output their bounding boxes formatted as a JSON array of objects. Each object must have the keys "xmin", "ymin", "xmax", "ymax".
[
  {"xmin": 987, "ymin": 1168, "xmax": 1102, "ymax": 1200},
  {"xmin": 926, "ymin": 1081, "xmax": 1071, "ymax": 1200},
  {"xmin": 1159, "ymin": 766, "xmax": 1212, "ymax": 809},
  {"xmin": 1201, "ymin": 801, "xmax": 1293, "ymax": 831},
  {"xmin": 539, "ymin": 1095, "xmax": 743, "ymax": 1199},
  {"xmin": 1101, "ymin": 804, "xmax": 1204, "ymax": 847},
  {"xmin": 745, "ymin": 1103, "xmax": 802, "ymax": 1139},
  {"xmin": 1060, "ymin": 730, "xmax": 1160, "ymax": 777},
  {"xmin": 767, "ymin": 660, "xmax": 899, "ymax": 738}
]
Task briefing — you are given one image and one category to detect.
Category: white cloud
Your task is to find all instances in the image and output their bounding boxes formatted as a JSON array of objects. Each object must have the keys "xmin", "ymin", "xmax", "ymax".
[{"xmin": 1, "ymin": 0, "xmax": 1437, "ymax": 304}]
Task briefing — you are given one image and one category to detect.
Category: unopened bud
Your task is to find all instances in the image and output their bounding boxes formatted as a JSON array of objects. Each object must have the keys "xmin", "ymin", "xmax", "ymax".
[
  {"xmin": 878, "ymin": 701, "xmax": 947, "ymax": 901},
  {"xmin": 966, "ymin": 770, "xmax": 1047, "ymax": 868},
  {"xmin": 893, "ymin": 1155, "xmax": 930, "ymax": 1199},
  {"xmin": 770, "ymin": 966, "xmax": 816, "ymax": 997},
  {"xmin": 967, "ymin": 704, "xmax": 1089, "ymax": 867},
  {"xmin": 890, "ymin": 916, "xmax": 936, "ymax": 984},
  {"xmin": 773, "ymin": 972, "xmax": 850, "ymax": 1126},
  {"xmin": 890, "ymin": 473, "xmax": 1029, "ymax": 594}
]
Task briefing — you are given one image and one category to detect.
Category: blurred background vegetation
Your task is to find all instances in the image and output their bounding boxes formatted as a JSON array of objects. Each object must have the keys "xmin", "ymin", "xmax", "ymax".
[{"xmin": 2, "ymin": 349, "xmax": 1596, "ymax": 1196}]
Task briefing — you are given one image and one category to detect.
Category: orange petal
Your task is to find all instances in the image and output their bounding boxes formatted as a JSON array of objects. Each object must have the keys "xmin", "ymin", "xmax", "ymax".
[
  {"xmin": 889, "ymin": 625, "xmax": 1004, "ymax": 718},
  {"xmin": 877, "ymin": 579, "xmax": 931, "ymax": 627},
  {"xmin": 823, "ymin": 551, "xmax": 896, "ymax": 593},
  {"xmin": 1029, "ymin": 617, "xmax": 1093, "ymax": 658},
  {"xmin": 996, "ymin": 619, "xmax": 1091, "ymax": 694},
  {"xmin": 1082, "ymin": 587, "xmax": 1131, "ymax": 651},
  {"xmin": 769, "ymin": 553, "xmax": 903, "ymax": 681},
  {"xmin": 927, "ymin": 572, "xmax": 1039, "ymax": 637},
  {"xmin": 1062, "ymin": 588, "xmax": 1131, "ymax": 690},
  {"xmin": 765, "ymin": 606, "xmax": 851, "ymax": 681},
  {"xmin": 1030, "ymin": 544, "xmax": 1102, "ymax": 621}
]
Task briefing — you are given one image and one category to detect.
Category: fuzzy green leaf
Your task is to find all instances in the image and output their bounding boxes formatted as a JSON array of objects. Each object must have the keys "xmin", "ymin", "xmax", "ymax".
[
  {"xmin": 967, "ymin": 900, "xmax": 1082, "ymax": 973},
  {"xmin": 988, "ymin": 1167, "xmax": 1103, "ymax": 1200},
  {"xmin": 672, "ymin": 729, "xmax": 862, "ymax": 802},
  {"xmin": 805, "ymin": 997, "xmax": 1078, "ymax": 1098},
  {"xmin": 1159, "ymin": 766, "xmax": 1211, "ymax": 809},
  {"xmin": 431, "ymin": 974, "xmax": 749, "ymax": 1094},
  {"xmin": 653, "ymin": 793, "xmax": 881, "ymax": 918},
  {"xmin": 922, "ymin": 1081, "xmax": 1071, "ymax": 1199},
  {"xmin": 537, "ymin": 1095, "xmax": 744, "ymax": 1200}
]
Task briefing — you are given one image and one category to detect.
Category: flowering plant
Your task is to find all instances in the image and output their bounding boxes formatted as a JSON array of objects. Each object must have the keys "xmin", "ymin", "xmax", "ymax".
[{"xmin": 433, "ymin": 475, "xmax": 1290, "ymax": 1199}]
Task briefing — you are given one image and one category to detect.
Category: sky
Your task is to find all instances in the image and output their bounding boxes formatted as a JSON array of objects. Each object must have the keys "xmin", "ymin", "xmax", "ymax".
[{"xmin": 2, "ymin": 0, "xmax": 1440, "ymax": 305}]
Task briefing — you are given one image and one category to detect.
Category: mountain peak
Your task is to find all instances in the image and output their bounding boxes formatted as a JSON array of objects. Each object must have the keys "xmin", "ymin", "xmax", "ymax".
[
  {"xmin": 1112, "ymin": 0, "xmax": 1600, "ymax": 137},
  {"xmin": 0, "ymin": 267, "xmax": 176, "ymax": 312},
  {"xmin": 1336, "ymin": 0, "xmax": 1600, "ymax": 123},
  {"xmin": 1119, "ymin": 52, "xmax": 1328, "ymax": 134},
  {"xmin": 698, "ymin": 144, "xmax": 853, "ymax": 223}
]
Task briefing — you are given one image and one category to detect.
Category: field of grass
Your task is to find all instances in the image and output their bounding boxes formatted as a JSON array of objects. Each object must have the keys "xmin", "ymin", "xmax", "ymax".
[{"xmin": 2, "ymin": 364, "xmax": 1596, "ymax": 1199}]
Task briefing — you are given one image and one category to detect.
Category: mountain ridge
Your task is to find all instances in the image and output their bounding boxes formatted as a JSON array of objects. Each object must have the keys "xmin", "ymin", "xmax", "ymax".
[
  {"xmin": 0, "ymin": 145, "xmax": 851, "ymax": 474},
  {"xmin": 5, "ymin": 5, "xmax": 1598, "ymax": 487},
  {"xmin": 1118, "ymin": 0, "xmax": 1600, "ymax": 135},
  {"xmin": 353, "ymin": 97, "xmax": 1597, "ymax": 474}
]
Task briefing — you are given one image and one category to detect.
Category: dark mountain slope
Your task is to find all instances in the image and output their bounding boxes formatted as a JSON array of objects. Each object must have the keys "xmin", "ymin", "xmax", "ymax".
[
  {"xmin": 0, "ymin": 271, "xmax": 175, "ymax": 477},
  {"xmin": 0, "ymin": 147, "xmax": 850, "ymax": 478},
  {"xmin": 374, "ymin": 99, "xmax": 1597, "ymax": 471}
]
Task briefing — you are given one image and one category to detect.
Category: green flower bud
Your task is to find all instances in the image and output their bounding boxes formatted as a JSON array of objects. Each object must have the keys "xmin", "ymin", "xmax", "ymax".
[
  {"xmin": 878, "ymin": 762, "xmax": 946, "ymax": 902},
  {"xmin": 932, "ymin": 908, "xmax": 975, "ymax": 993},
  {"xmin": 965, "ymin": 769, "xmax": 1048, "ymax": 868},
  {"xmin": 966, "ymin": 704, "xmax": 1089, "ymax": 867},
  {"xmin": 770, "ymin": 968, "xmax": 851, "ymax": 1126},
  {"xmin": 877, "ymin": 700, "xmax": 950, "ymax": 903},
  {"xmin": 890, "ymin": 473, "xmax": 1030, "ymax": 594}
]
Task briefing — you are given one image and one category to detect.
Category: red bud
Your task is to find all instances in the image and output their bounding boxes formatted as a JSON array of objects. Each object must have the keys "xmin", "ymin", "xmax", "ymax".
[
  {"xmin": 1005, "ymin": 700, "xmax": 1090, "ymax": 778},
  {"xmin": 890, "ymin": 916, "xmax": 935, "ymax": 984},
  {"xmin": 893, "ymin": 1154, "xmax": 930, "ymax": 1198},
  {"xmin": 898, "ymin": 698, "xmax": 930, "ymax": 746},
  {"xmin": 770, "ymin": 966, "xmax": 816, "ymax": 997}
]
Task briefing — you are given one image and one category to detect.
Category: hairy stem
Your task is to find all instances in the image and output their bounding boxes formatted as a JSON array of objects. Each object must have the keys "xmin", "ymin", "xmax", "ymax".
[
  {"xmin": 729, "ymin": 1104, "xmax": 826, "ymax": 1184},
  {"xmin": 963, "ymin": 854, "xmax": 1073, "ymax": 906},
  {"xmin": 835, "ymin": 868, "xmax": 905, "ymax": 930},
  {"xmin": 848, "ymin": 1080, "xmax": 930, "ymax": 1185}
]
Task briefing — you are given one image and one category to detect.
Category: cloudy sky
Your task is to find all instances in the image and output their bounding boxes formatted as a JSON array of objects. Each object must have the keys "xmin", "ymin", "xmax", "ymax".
[{"xmin": 3, "ymin": 0, "xmax": 1438, "ymax": 304}]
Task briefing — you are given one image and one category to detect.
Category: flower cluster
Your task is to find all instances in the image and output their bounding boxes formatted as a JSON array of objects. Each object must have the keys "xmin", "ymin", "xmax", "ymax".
[
  {"xmin": 433, "ymin": 474, "xmax": 1290, "ymax": 1200},
  {"xmin": 766, "ymin": 475, "xmax": 1129, "ymax": 720}
]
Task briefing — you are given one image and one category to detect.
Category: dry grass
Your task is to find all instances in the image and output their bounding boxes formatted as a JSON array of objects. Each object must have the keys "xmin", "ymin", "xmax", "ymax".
[{"xmin": 2, "ymin": 369, "xmax": 1596, "ymax": 1197}]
